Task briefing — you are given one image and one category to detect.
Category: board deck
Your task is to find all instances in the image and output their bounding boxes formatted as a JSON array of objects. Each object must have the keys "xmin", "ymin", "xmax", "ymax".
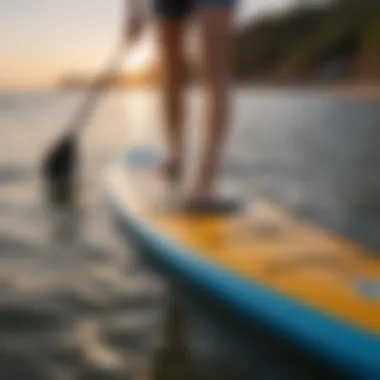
[{"xmin": 107, "ymin": 146, "xmax": 380, "ymax": 377}]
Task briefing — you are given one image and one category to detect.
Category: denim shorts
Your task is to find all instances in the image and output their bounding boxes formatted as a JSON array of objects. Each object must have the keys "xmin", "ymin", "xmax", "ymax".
[{"xmin": 153, "ymin": 0, "xmax": 235, "ymax": 20}]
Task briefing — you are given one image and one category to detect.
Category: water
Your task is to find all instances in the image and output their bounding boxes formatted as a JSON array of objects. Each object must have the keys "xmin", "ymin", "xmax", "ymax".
[{"xmin": 0, "ymin": 88, "xmax": 379, "ymax": 379}]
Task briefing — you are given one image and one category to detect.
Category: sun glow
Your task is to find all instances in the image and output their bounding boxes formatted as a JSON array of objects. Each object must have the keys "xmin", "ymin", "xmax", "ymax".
[{"xmin": 123, "ymin": 40, "xmax": 155, "ymax": 74}]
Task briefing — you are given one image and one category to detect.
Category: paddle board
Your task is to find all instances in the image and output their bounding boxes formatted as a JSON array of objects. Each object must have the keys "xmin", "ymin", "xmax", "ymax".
[{"xmin": 106, "ymin": 146, "xmax": 380, "ymax": 378}]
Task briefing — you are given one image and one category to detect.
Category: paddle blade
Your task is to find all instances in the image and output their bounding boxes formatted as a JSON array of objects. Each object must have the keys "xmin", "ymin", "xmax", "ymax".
[{"xmin": 42, "ymin": 133, "xmax": 77, "ymax": 182}]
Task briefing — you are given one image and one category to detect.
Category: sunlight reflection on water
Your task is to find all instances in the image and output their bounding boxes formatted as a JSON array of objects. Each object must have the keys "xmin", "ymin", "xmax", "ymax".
[{"xmin": 0, "ymin": 88, "xmax": 378, "ymax": 379}]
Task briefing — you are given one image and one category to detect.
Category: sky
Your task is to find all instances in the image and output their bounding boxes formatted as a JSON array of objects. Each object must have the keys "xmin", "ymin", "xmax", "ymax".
[{"xmin": 0, "ymin": 0, "xmax": 295, "ymax": 88}]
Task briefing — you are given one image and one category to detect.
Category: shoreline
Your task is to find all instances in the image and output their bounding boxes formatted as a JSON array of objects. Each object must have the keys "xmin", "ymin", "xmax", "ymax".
[
  {"xmin": 235, "ymin": 80, "xmax": 380, "ymax": 102},
  {"xmin": 326, "ymin": 82, "xmax": 380, "ymax": 102},
  {"xmin": 3, "ymin": 81, "xmax": 380, "ymax": 102},
  {"xmin": 248, "ymin": 80, "xmax": 380, "ymax": 102}
]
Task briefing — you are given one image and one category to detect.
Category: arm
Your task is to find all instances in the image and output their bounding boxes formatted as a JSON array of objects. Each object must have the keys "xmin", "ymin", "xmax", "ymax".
[
  {"xmin": 124, "ymin": 0, "xmax": 144, "ymax": 19},
  {"xmin": 123, "ymin": 0, "xmax": 146, "ymax": 43}
]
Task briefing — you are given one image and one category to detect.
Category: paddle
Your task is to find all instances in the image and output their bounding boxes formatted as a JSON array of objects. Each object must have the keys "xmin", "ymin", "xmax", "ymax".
[{"xmin": 41, "ymin": 45, "xmax": 126, "ymax": 200}]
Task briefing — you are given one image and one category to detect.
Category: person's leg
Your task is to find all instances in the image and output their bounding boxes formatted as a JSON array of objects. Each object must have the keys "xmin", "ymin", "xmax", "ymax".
[
  {"xmin": 154, "ymin": 0, "xmax": 195, "ymax": 180},
  {"xmin": 189, "ymin": 0, "xmax": 234, "ymax": 200}
]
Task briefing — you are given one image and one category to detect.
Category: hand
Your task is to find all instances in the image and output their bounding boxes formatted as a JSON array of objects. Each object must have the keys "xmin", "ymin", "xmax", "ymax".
[{"xmin": 124, "ymin": 13, "xmax": 144, "ymax": 44}]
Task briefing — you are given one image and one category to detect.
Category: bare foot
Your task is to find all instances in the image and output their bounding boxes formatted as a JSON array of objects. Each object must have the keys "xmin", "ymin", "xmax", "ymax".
[{"xmin": 181, "ymin": 191, "xmax": 241, "ymax": 215}]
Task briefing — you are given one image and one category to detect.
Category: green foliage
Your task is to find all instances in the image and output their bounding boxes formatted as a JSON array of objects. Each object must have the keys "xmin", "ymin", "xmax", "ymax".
[{"xmin": 233, "ymin": 0, "xmax": 380, "ymax": 81}]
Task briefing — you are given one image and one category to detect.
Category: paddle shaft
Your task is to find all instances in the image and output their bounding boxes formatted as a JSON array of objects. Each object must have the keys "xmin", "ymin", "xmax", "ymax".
[
  {"xmin": 42, "ymin": 45, "xmax": 127, "ymax": 186},
  {"xmin": 65, "ymin": 46, "xmax": 126, "ymax": 136}
]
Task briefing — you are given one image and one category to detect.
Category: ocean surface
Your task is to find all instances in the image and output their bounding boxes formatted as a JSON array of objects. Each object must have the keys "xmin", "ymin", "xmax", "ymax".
[{"xmin": 0, "ymin": 88, "xmax": 379, "ymax": 380}]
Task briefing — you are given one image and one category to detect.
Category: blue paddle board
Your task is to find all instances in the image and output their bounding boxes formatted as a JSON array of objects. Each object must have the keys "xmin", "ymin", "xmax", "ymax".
[{"xmin": 106, "ymin": 146, "xmax": 380, "ymax": 378}]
